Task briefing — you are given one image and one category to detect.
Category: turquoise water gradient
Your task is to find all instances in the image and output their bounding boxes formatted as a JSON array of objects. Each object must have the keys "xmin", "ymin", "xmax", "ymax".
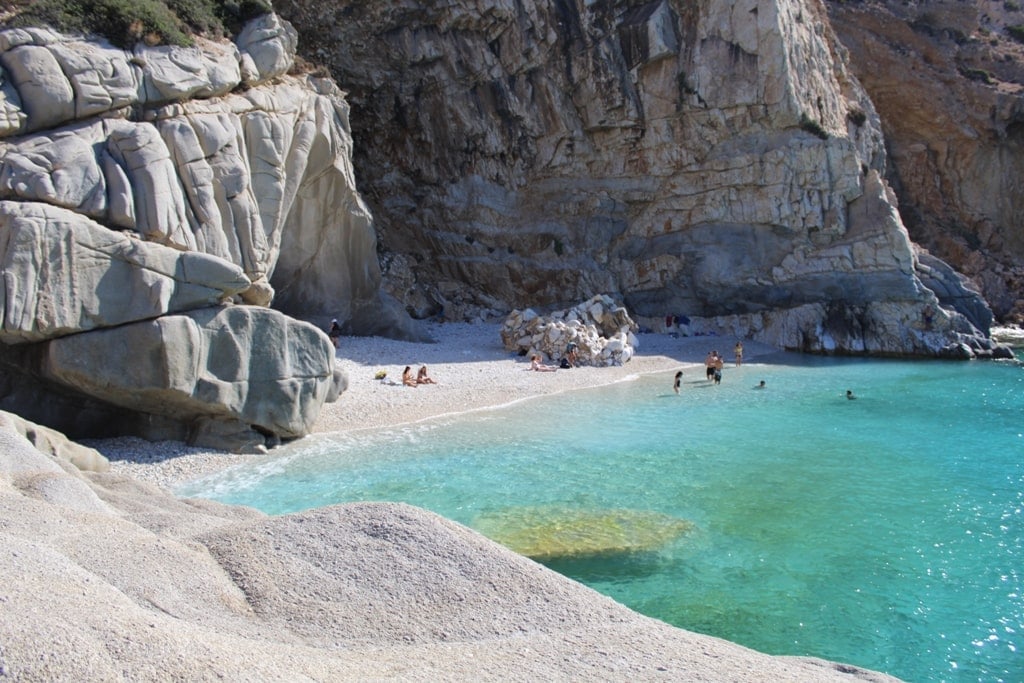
[{"xmin": 180, "ymin": 353, "xmax": 1024, "ymax": 682}]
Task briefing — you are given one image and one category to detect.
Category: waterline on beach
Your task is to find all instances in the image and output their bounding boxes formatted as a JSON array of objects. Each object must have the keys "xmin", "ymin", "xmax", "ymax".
[{"xmin": 180, "ymin": 355, "xmax": 1024, "ymax": 682}]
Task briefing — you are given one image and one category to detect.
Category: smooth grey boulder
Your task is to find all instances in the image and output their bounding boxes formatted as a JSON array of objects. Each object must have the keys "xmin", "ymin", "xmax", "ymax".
[
  {"xmin": 134, "ymin": 40, "xmax": 241, "ymax": 104},
  {"xmin": 0, "ymin": 201, "xmax": 251, "ymax": 344},
  {"xmin": 38, "ymin": 305, "xmax": 342, "ymax": 452}
]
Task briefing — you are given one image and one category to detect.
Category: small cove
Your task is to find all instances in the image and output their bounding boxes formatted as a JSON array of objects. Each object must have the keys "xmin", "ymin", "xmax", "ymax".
[{"xmin": 180, "ymin": 352, "xmax": 1024, "ymax": 682}]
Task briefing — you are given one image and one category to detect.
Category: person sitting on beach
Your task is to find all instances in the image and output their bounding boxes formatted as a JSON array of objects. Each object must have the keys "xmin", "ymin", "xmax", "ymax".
[
  {"xmin": 530, "ymin": 354, "xmax": 557, "ymax": 372},
  {"xmin": 673, "ymin": 371, "xmax": 683, "ymax": 394},
  {"xmin": 564, "ymin": 342, "xmax": 579, "ymax": 368},
  {"xmin": 402, "ymin": 366, "xmax": 418, "ymax": 387},
  {"xmin": 416, "ymin": 365, "xmax": 437, "ymax": 384}
]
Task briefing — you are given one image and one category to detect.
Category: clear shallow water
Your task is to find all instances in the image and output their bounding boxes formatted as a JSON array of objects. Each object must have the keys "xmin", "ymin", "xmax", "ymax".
[{"xmin": 180, "ymin": 352, "xmax": 1024, "ymax": 682}]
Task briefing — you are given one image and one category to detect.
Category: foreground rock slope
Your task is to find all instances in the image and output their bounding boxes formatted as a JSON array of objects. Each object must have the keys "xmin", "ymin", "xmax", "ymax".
[{"xmin": 0, "ymin": 427, "xmax": 900, "ymax": 681}]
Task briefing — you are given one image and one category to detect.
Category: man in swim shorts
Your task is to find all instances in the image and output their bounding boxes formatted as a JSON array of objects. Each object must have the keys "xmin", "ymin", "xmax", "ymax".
[{"xmin": 705, "ymin": 351, "xmax": 717, "ymax": 380}]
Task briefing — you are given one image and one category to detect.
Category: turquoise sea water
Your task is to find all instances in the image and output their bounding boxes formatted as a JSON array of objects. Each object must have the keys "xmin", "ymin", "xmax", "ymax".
[{"xmin": 180, "ymin": 351, "xmax": 1024, "ymax": 682}]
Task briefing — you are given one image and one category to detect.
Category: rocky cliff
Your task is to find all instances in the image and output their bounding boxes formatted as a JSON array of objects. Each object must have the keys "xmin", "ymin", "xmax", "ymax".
[
  {"xmin": 0, "ymin": 0, "xmax": 1012, "ymax": 450},
  {"xmin": 0, "ymin": 15, "xmax": 423, "ymax": 451},
  {"xmin": 826, "ymin": 0, "xmax": 1024, "ymax": 325},
  {"xmin": 278, "ymin": 0, "xmax": 1005, "ymax": 356}
]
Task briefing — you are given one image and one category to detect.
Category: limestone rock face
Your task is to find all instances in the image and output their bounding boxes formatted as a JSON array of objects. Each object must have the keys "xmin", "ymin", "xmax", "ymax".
[
  {"xmin": 280, "ymin": 0, "xmax": 999, "ymax": 356},
  {"xmin": 0, "ymin": 16, "xmax": 413, "ymax": 448},
  {"xmin": 826, "ymin": 0, "xmax": 1024, "ymax": 324}
]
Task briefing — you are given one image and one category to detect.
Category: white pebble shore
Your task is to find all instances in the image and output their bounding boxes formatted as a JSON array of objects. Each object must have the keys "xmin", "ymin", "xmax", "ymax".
[{"xmin": 97, "ymin": 322, "xmax": 778, "ymax": 491}]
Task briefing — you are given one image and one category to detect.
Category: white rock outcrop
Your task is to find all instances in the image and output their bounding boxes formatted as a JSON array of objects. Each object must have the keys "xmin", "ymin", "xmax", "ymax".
[
  {"xmin": 0, "ymin": 201, "xmax": 250, "ymax": 344},
  {"xmin": 0, "ymin": 16, "xmax": 419, "ymax": 449},
  {"xmin": 501, "ymin": 295, "xmax": 639, "ymax": 366}
]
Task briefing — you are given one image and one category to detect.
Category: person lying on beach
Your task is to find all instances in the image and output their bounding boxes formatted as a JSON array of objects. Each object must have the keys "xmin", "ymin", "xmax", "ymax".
[
  {"xmin": 530, "ymin": 354, "xmax": 557, "ymax": 372},
  {"xmin": 402, "ymin": 366, "xmax": 418, "ymax": 387},
  {"xmin": 416, "ymin": 365, "xmax": 437, "ymax": 384}
]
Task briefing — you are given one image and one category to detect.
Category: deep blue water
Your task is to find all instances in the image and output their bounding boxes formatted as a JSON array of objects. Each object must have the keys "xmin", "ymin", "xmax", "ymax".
[{"xmin": 180, "ymin": 352, "xmax": 1024, "ymax": 682}]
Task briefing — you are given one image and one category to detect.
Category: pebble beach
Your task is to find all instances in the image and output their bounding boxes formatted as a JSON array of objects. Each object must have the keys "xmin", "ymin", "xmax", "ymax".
[{"xmin": 100, "ymin": 322, "xmax": 779, "ymax": 490}]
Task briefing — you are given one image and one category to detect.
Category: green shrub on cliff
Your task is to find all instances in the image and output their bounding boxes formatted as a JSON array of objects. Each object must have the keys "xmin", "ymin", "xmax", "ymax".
[
  {"xmin": 799, "ymin": 113, "xmax": 829, "ymax": 140},
  {"xmin": 6, "ymin": 0, "xmax": 272, "ymax": 47}
]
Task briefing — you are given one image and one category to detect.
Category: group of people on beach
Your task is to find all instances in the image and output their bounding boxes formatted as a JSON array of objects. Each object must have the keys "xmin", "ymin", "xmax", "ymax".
[{"xmin": 402, "ymin": 365, "xmax": 437, "ymax": 387}]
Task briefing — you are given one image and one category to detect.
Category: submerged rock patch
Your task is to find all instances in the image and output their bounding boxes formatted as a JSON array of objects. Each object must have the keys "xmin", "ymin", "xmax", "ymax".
[{"xmin": 473, "ymin": 506, "xmax": 694, "ymax": 561}]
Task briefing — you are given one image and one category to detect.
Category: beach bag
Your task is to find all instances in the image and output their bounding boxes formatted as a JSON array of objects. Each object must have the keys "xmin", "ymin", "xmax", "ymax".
[{"xmin": 559, "ymin": 357, "xmax": 571, "ymax": 369}]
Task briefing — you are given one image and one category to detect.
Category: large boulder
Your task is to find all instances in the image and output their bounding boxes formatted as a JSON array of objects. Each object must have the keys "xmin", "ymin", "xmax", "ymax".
[
  {"xmin": 42, "ymin": 305, "xmax": 344, "ymax": 451},
  {"xmin": 0, "ymin": 305, "xmax": 345, "ymax": 452},
  {"xmin": 0, "ymin": 201, "xmax": 250, "ymax": 344}
]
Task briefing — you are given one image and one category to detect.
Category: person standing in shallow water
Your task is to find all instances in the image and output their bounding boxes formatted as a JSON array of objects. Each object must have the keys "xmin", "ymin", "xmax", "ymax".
[
  {"xmin": 705, "ymin": 351, "xmax": 717, "ymax": 380},
  {"xmin": 734, "ymin": 341, "xmax": 743, "ymax": 367},
  {"xmin": 673, "ymin": 371, "xmax": 683, "ymax": 394}
]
